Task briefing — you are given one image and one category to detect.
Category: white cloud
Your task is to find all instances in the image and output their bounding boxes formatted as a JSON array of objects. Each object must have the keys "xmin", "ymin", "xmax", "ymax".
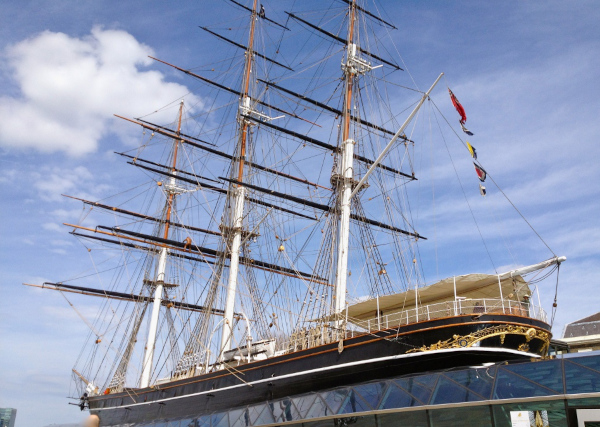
[
  {"xmin": 51, "ymin": 239, "xmax": 73, "ymax": 247},
  {"xmin": 0, "ymin": 168, "xmax": 17, "ymax": 183},
  {"xmin": 33, "ymin": 165, "xmax": 97, "ymax": 201},
  {"xmin": 0, "ymin": 27, "xmax": 201, "ymax": 155},
  {"xmin": 42, "ymin": 222, "xmax": 62, "ymax": 232}
]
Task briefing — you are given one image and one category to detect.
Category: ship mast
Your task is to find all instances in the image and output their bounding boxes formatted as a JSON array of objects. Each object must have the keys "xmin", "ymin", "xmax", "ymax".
[
  {"xmin": 333, "ymin": 0, "xmax": 358, "ymax": 328},
  {"xmin": 220, "ymin": 0, "xmax": 258, "ymax": 355},
  {"xmin": 140, "ymin": 101, "xmax": 184, "ymax": 388}
]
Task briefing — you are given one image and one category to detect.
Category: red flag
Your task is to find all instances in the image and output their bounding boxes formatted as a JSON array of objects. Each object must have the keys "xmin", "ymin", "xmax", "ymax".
[
  {"xmin": 474, "ymin": 163, "xmax": 487, "ymax": 182},
  {"xmin": 448, "ymin": 88, "xmax": 467, "ymax": 124}
]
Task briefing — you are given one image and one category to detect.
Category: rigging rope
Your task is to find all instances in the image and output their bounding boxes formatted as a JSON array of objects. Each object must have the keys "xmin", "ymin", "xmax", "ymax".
[
  {"xmin": 551, "ymin": 263, "xmax": 561, "ymax": 327},
  {"xmin": 431, "ymin": 101, "xmax": 498, "ymax": 273},
  {"xmin": 430, "ymin": 98, "xmax": 557, "ymax": 258}
]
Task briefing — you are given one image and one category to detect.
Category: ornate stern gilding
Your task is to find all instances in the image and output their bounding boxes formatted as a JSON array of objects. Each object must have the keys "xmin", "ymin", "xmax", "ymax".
[{"xmin": 406, "ymin": 325, "xmax": 551, "ymax": 355}]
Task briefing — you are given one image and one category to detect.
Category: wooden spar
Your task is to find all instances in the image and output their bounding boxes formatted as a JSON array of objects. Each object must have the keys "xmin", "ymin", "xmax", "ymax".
[
  {"xmin": 127, "ymin": 161, "xmax": 317, "ymax": 220},
  {"xmin": 115, "ymin": 116, "xmax": 328, "ymax": 189},
  {"xmin": 128, "ymin": 157, "xmax": 416, "ymax": 236},
  {"xmin": 147, "ymin": 57, "xmax": 320, "ymax": 127},
  {"xmin": 242, "ymin": 114, "xmax": 415, "ymax": 179},
  {"xmin": 127, "ymin": 160, "xmax": 223, "ymax": 189},
  {"xmin": 242, "ymin": 114, "xmax": 337, "ymax": 150},
  {"xmin": 94, "ymin": 225, "xmax": 219, "ymax": 256},
  {"xmin": 70, "ymin": 230, "xmax": 333, "ymax": 286},
  {"xmin": 62, "ymin": 194, "xmax": 221, "ymax": 237},
  {"xmin": 257, "ymin": 79, "xmax": 400, "ymax": 137},
  {"xmin": 65, "ymin": 223, "xmax": 330, "ymax": 284},
  {"xmin": 134, "ymin": 118, "xmax": 217, "ymax": 147},
  {"xmin": 23, "ymin": 282, "xmax": 236, "ymax": 317},
  {"xmin": 337, "ymin": 0, "xmax": 397, "ymax": 29},
  {"xmin": 199, "ymin": 27, "xmax": 293, "ymax": 71},
  {"xmin": 116, "ymin": 152, "xmax": 220, "ymax": 183},
  {"xmin": 115, "ymin": 114, "xmax": 227, "ymax": 156},
  {"xmin": 69, "ymin": 231, "xmax": 218, "ymax": 266},
  {"xmin": 228, "ymin": 0, "xmax": 290, "ymax": 30},
  {"xmin": 286, "ymin": 12, "xmax": 401, "ymax": 70},
  {"xmin": 349, "ymin": 73, "xmax": 444, "ymax": 199},
  {"xmin": 220, "ymin": 177, "xmax": 425, "ymax": 239},
  {"xmin": 220, "ymin": 176, "xmax": 331, "ymax": 211},
  {"xmin": 71, "ymin": 368, "xmax": 98, "ymax": 393}
]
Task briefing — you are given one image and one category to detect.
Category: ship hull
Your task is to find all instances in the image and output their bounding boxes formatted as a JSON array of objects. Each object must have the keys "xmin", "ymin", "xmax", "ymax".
[{"xmin": 89, "ymin": 314, "xmax": 550, "ymax": 425}]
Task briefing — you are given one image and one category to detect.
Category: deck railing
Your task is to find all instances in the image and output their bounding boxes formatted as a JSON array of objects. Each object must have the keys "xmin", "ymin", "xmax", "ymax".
[
  {"xmin": 352, "ymin": 298, "xmax": 547, "ymax": 332},
  {"xmin": 278, "ymin": 298, "xmax": 546, "ymax": 354}
]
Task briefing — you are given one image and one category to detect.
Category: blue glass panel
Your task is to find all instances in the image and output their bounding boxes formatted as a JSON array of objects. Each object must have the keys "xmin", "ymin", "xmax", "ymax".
[
  {"xmin": 320, "ymin": 389, "xmax": 348, "ymax": 414},
  {"xmin": 567, "ymin": 356, "xmax": 600, "ymax": 373},
  {"xmin": 252, "ymin": 405, "xmax": 275, "ymax": 426},
  {"xmin": 211, "ymin": 412, "xmax": 228, "ymax": 427},
  {"xmin": 195, "ymin": 415, "xmax": 211, "ymax": 427},
  {"xmin": 394, "ymin": 374, "xmax": 438, "ymax": 404},
  {"xmin": 291, "ymin": 394, "xmax": 317, "ymax": 418},
  {"xmin": 494, "ymin": 367, "xmax": 555, "ymax": 399},
  {"xmin": 178, "ymin": 419, "xmax": 195, "ymax": 427},
  {"xmin": 443, "ymin": 367, "xmax": 495, "ymax": 399},
  {"xmin": 352, "ymin": 382, "xmax": 386, "ymax": 409},
  {"xmin": 502, "ymin": 359, "xmax": 564, "ymax": 393},
  {"xmin": 229, "ymin": 407, "xmax": 249, "ymax": 427},
  {"xmin": 431, "ymin": 375, "xmax": 485, "ymax": 404},
  {"xmin": 338, "ymin": 390, "xmax": 371, "ymax": 415},
  {"xmin": 379, "ymin": 383, "xmax": 420, "ymax": 409},
  {"xmin": 167, "ymin": 420, "xmax": 181, "ymax": 427},
  {"xmin": 566, "ymin": 354, "xmax": 600, "ymax": 372},
  {"xmin": 304, "ymin": 395, "xmax": 331, "ymax": 419},
  {"xmin": 565, "ymin": 360, "xmax": 600, "ymax": 394},
  {"xmin": 247, "ymin": 405, "xmax": 265, "ymax": 425},
  {"xmin": 412, "ymin": 373, "xmax": 439, "ymax": 389},
  {"xmin": 269, "ymin": 398, "xmax": 299, "ymax": 423}
]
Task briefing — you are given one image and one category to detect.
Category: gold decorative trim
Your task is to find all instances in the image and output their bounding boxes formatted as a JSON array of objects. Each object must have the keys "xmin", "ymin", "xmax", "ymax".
[{"xmin": 406, "ymin": 325, "xmax": 550, "ymax": 354}]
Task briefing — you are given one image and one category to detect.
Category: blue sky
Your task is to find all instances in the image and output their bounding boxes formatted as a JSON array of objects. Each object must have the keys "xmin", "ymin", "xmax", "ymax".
[{"xmin": 1, "ymin": 1, "xmax": 599, "ymax": 426}]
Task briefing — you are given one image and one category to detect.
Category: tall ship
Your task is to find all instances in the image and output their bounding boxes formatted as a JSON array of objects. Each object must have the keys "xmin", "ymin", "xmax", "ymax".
[{"xmin": 27, "ymin": 1, "xmax": 565, "ymax": 425}]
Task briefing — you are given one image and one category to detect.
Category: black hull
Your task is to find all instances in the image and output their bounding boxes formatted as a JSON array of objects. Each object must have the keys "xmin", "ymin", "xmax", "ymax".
[{"xmin": 89, "ymin": 314, "xmax": 550, "ymax": 425}]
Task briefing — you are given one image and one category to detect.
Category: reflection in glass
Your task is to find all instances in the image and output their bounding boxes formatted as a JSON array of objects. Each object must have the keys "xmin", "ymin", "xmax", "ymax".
[
  {"xmin": 430, "ymin": 405, "xmax": 492, "ymax": 427},
  {"xmin": 377, "ymin": 411, "xmax": 428, "ymax": 427}
]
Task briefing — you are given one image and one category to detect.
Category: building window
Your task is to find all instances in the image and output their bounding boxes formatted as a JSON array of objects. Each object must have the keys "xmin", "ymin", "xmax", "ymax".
[
  {"xmin": 492, "ymin": 399, "xmax": 567, "ymax": 427},
  {"xmin": 429, "ymin": 405, "xmax": 492, "ymax": 427}
]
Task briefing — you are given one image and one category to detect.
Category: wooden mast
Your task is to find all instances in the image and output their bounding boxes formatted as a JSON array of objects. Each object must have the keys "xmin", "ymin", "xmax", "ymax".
[
  {"xmin": 163, "ymin": 101, "xmax": 184, "ymax": 240},
  {"xmin": 333, "ymin": 0, "xmax": 357, "ymax": 329},
  {"xmin": 220, "ymin": 0, "xmax": 259, "ymax": 357},
  {"xmin": 236, "ymin": 0, "xmax": 257, "ymax": 183},
  {"xmin": 140, "ymin": 101, "xmax": 184, "ymax": 388}
]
